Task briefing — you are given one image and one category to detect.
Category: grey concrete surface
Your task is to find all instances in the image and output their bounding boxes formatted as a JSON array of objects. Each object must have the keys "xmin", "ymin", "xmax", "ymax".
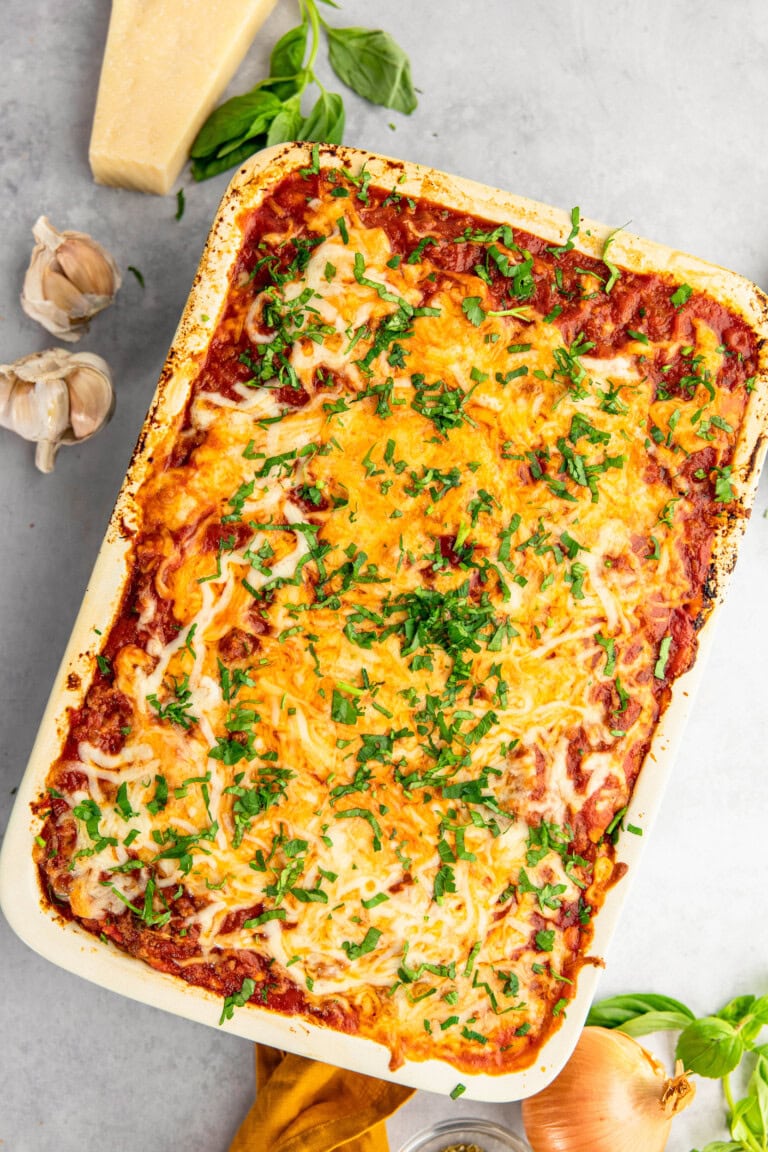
[{"xmin": 1, "ymin": 2, "xmax": 767, "ymax": 1149}]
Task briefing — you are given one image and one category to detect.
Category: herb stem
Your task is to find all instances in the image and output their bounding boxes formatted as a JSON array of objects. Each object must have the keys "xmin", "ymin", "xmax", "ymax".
[
  {"xmin": 723, "ymin": 1070, "xmax": 736, "ymax": 1115},
  {"xmin": 311, "ymin": 0, "xmax": 331, "ymax": 33},
  {"xmin": 721, "ymin": 1070, "xmax": 764, "ymax": 1152},
  {"xmin": 303, "ymin": 0, "xmax": 323, "ymax": 76}
]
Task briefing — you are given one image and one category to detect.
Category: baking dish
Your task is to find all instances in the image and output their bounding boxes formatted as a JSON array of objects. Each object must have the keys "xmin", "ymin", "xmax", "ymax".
[{"xmin": 1, "ymin": 143, "xmax": 767, "ymax": 1101}]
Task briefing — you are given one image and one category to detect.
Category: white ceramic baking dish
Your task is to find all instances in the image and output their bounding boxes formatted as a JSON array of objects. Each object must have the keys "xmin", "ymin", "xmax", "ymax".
[{"xmin": 2, "ymin": 143, "xmax": 767, "ymax": 1101}]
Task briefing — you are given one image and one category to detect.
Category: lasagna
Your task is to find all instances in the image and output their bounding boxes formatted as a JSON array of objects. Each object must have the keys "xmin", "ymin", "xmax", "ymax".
[{"xmin": 33, "ymin": 146, "xmax": 763, "ymax": 1075}]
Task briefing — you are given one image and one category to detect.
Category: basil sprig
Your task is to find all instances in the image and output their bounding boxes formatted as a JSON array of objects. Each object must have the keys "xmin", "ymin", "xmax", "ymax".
[
  {"xmin": 190, "ymin": 0, "xmax": 416, "ymax": 181},
  {"xmin": 586, "ymin": 991, "xmax": 695, "ymax": 1036},
  {"xmin": 326, "ymin": 27, "xmax": 417, "ymax": 114},
  {"xmin": 590, "ymin": 989, "xmax": 768, "ymax": 1151}
]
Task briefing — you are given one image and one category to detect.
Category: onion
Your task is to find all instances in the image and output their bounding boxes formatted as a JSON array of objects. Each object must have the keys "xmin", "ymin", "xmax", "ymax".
[{"xmin": 522, "ymin": 1026, "xmax": 695, "ymax": 1152}]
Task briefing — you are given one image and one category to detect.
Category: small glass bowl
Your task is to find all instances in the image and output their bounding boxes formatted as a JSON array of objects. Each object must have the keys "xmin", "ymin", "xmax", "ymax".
[{"xmin": 397, "ymin": 1117, "xmax": 531, "ymax": 1152}]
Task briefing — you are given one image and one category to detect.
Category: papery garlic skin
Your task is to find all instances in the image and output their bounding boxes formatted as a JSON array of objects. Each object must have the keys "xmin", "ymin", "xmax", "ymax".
[
  {"xmin": 21, "ymin": 217, "xmax": 122, "ymax": 342},
  {"xmin": 0, "ymin": 349, "xmax": 114, "ymax": 473}
]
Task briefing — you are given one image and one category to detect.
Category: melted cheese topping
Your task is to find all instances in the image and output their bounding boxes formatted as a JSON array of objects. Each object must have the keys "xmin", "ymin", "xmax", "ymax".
[{"xmin": 39, "ymin": 168, "xmax": 751, "ymax": 1075}]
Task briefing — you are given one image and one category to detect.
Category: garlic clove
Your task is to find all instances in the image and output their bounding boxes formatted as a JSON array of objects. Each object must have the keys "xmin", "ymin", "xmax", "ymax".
[
  {"xmin": 41, "ymin": 264, "xmax": 92, "ymax": 319},
  {"xmin": 21, "ymin": 216, "xmax": 121, "ymax": 342},
  {"xmin": 38, "ymin": 376, "xmax": 72, "ymax": 439},
  {"xmin": 66, "ymin": 355, "xmax": 115, "ymax": 440},
  {"xmin": 22, "ymin": 252, "xmax": 81, "ymax": 344},
  {"xmin": 35, "ymin": 440, "xmax": 60, "ymax": 474},
  {"xmin": 0, "ymin": 348, "xmax": 114, "ymax": 472},
  {"xmin": 57, "ymin": 235, "xmax": 118, "ymax": 298},
  {"xmin": 3, "ymin": 379, "xmax": 38, "ymax": 440},
  {"xmin": 31, "ymin": 378, "xmax": 71, "ymax": 474},
  {"xmin": 9, "ymin": 376, "xmax": 69, "ymax": 444}
]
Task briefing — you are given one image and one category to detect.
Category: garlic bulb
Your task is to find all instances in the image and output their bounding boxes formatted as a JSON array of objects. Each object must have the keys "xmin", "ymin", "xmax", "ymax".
[
  {"xmin": 21, "ymin": 216, "xmax": 121, "ymax": 342},
  {"xmin": 0, "ymin": 349, "xmax": 114, "ymax": 473}
]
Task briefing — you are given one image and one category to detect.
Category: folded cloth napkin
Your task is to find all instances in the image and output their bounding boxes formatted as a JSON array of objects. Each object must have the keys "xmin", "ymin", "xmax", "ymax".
[{"xmin": 229, "ymin": 1043, "xmax": 416, "ymax": 1152}]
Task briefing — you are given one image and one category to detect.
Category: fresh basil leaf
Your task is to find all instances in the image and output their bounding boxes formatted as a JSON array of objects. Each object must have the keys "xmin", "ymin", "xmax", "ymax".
[
  {"xmin": 331, "ymin": 688, "xmax": 359, "ymax": 725},
  {"xmin": 290, "ymin": 886, "xmax": 328, "ymax": 903},
  {"xmin": 747, "ymin": 996, "xmax": 768, "ymax": 1024},
  {"xmin": 693, "ymin": 1143, "xmax": 746, "ymax": 1151},
  {"xmin": 716, "ymin": 995, "xmax": 768, "ymax": 1049},
  {"xmin": 190, "ymin": 90, "xmax": 281, "ymax": 159},
  {"xmin": 717, "ymin": 994, "xmax": 757, "ymax": 1027},
  {"xmin": 191, "ymin": 138, "xmax": 266, "ymax": 183},
  {"xmin": 341, "ymin": 926, "xmax": 381, "ymax": 960},
  {"xmin": 327, "ymin": 27, "xmax": 417, "ymax": 115},
  {"xmin": 214, "ymin": 124, "xmax": 266, "ymax": 159},
  {"xmin": 218, "ymin": 976, "xmax": 256, "ymax": 1025},
  {"xmin": 619, "ymin": 1011, "xmax": 700, "ymax": 1037},
  {"xmin": 676, "ymin": 1016, "xmax": 744, "ymax": 1079},
  {"xmin": 748, "ymin": 1054, "xmax": 768, "ymax": 1131},
  {"xmin": 298, "ymin": 90, "xmax": 345, "ymax": 145},
  {"xmin": 587, "ymin": 993, "xmax": 695, "ymax": 1033},
  {"xmin": 218, "ymin": 103, "xmax": 283, "ymax": 158},
  {"xmin": 742, "ymin": 997, "xmax": 768, "ymax": 1047},
  {"xmin": 731, "ymin": 1092, "xmax": 766, "ymax": 1146},
  {"xmin": 269, "ymin": 24, "xmax": 309, "ymax": 100},
  {"xmin": 266, "ymin": 94, "xmax": 304, "ymax": 147}
]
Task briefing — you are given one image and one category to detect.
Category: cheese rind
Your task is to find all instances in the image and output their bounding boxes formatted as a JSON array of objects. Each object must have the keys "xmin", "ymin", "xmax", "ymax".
[{"xmin": 89, "ymin": 0, "xmax": 277, "ymax": 195}]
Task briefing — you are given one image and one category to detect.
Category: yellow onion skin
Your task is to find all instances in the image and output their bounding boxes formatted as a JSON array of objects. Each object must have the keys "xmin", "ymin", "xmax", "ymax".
[{"xmin": 522, "ymin": 1026, "xmax": 694, "ymax": 1152}]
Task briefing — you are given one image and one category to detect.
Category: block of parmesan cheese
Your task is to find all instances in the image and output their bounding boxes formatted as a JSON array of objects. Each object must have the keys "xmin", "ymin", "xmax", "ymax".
[{"xmin": 89, "ymin": 0, "xmax": 277, "ymax": 195}]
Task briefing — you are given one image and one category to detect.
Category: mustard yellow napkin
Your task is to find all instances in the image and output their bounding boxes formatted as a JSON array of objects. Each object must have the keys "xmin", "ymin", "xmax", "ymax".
[{"xmin": 229, "ymin": 1044, "xmax": 416, "ymax": 1152}]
